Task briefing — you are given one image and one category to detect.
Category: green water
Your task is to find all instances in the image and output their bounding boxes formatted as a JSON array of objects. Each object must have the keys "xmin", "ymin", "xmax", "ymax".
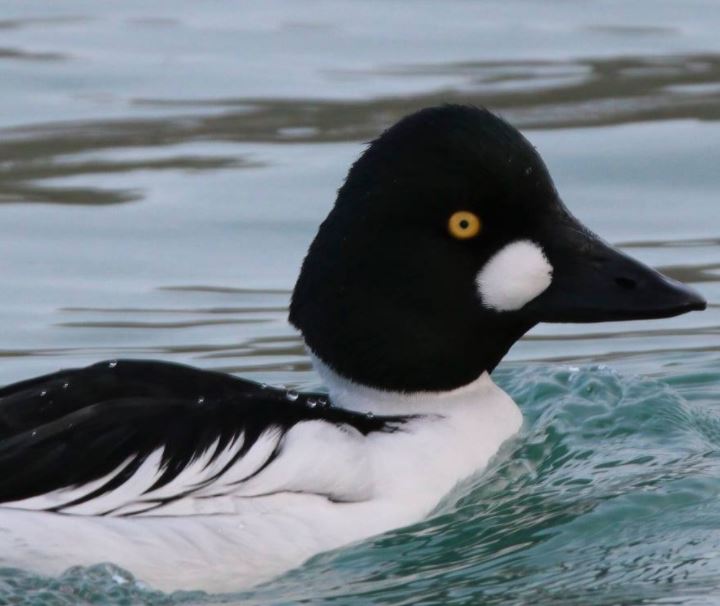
[{"xmin": 1, "ymin": 1, "xmax": 719, "ymax": 604}]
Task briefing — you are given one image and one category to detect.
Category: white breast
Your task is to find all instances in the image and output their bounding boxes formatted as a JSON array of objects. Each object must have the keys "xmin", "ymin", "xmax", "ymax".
[{"xmin": 313, "ymin": 357, "xmax": 523, "ymax": 507}]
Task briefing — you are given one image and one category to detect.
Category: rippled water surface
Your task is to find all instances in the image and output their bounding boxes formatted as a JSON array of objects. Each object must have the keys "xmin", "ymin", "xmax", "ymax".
[{"xmin": 1, "ymin": 1, "xmax": 719, "ymax": 604}]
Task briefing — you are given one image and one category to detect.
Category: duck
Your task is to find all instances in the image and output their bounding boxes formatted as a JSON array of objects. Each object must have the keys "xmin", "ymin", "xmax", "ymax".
[{"xmin": 0, "ymin": 105, "xmax": 706, "ymax": 592}]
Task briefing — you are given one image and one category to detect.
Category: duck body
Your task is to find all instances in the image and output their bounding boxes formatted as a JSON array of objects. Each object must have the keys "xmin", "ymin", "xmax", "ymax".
[
  {"xmin": 0, "ymin": 105, "xmax": 705, "ymax": 590},
  {"xmin": 0, "ymin": 360, "xmax": 520, "ymax": 591}
]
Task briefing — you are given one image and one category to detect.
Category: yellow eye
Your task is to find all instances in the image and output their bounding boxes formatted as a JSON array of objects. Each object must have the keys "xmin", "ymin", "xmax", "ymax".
[{"xmin": 448, "ymin": 211, "xmax": 481, "ymax": 240}]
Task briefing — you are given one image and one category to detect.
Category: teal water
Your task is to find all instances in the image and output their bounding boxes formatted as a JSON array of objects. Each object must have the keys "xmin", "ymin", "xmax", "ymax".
[{"xmin": 1, "ymin": 1, "xmax": 719, "ymax": 604}]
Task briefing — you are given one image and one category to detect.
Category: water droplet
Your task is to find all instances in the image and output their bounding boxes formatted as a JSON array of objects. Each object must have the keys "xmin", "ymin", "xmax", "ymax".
[
  {"xmin": 307, "ymin": 398, "xmax": 318, "ymax": 408},
  {"xmin": 39, "ymin": 390, "xmax": 47, "ymax": 397},
  {"xmin": 525, "ymin": 167, "xmax": 533, "ymax": 176},
  {"xmin": 286, "ymin": 391, "xmax": 299, "ymax": 402},
  {"xmin": 62, "ymin": 382, "xmax": 69, "ymax": 389},
  {"xmin": 197, "ymin": 396, "xmax": 206, "ymax": 405},
  {"xmin": 366, "ymin": 412, "xmax": 375, "ymax": 419},
  {"xmin": 108, "ymin": 361, "xmax": 118, "ymax": 369},
  {"xmin": 260, "ymin": 383, "xmax": 268, "ymax": 390},
  {"xmin": 318, "ymin": 397, "xmax": 328, "ymax": 408},
  {"xmin": 32, "ymin": 430, "xmax": 37, "ymax": 437}
]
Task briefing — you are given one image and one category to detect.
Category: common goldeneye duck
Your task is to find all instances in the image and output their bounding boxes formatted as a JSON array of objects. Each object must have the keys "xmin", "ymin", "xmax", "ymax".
[{"xmin": 0, "ymin": 105, "xmax": 706, "ymax": 592}]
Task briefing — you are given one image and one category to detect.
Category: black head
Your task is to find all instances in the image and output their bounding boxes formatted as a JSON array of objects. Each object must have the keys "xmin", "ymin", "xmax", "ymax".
[{"xmin": 290, "ymin": 105, "xmax": 705, "ymax": 392}]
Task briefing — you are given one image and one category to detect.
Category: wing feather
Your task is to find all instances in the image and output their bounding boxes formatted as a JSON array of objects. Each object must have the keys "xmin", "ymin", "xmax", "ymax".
[{"xmin": 0, "ymin": 360, "xmax": 408, "ymax": 516}]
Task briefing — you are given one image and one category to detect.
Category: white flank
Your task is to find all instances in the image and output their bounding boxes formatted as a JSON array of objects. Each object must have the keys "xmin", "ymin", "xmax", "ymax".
[
  {"xmin": 476, "ymin": 239, "xmax": 553, "ymax": 311},
  {"xmin": 1, "ymin": 457, "xmax": 134, "ymax": 511},
  {"xmin": 62, "ymin": 450, "xmax": 165, "ymax": 515}
]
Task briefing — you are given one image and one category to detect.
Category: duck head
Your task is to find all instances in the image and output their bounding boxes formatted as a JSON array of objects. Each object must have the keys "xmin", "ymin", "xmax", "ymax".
[{"xmin": 290, "ymin": 105, "xmax": 706, "ymax": 393}]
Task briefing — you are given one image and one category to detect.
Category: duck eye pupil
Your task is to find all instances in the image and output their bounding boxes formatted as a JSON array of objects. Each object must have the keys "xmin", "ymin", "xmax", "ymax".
[{"xmin": 459, "ymin": 220, "xmax": 469, "ymax": 229}]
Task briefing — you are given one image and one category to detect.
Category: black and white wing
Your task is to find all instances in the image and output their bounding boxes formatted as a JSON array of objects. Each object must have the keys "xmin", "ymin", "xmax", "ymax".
[{"xmin": 0, "ymin": 360, "xmax": 406, "ymax": 516}]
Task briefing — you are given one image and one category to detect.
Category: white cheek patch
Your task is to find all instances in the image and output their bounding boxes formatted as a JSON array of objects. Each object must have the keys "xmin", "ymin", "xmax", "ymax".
[{"xmin": 476, "ymin": 240, "xmax": 553, "ymax": 311}]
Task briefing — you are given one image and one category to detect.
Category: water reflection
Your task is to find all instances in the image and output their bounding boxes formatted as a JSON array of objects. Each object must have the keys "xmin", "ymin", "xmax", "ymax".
[
  {"xmin": 0, "ymin": 2, "xmax": 717, "ymax": 393},
  {"xmin": 0, "ymin": 48, "xmax": 65, "ymax": 61},
  {"xmin": 2, "ymin": 53, "xmax": 720, "ymax": 205}
]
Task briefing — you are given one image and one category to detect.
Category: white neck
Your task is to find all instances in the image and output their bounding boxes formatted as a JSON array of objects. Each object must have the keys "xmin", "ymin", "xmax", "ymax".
[
  {"xmin": 311, "ymin": 354, "xmax": 503, "ymax": 415},
  {"xmin": 310, "ymin": 352, "xmax": 524, "ymax": 515}
]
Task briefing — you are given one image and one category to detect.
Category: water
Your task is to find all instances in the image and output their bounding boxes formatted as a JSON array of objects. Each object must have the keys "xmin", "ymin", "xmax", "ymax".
[{"xmin": 0, "ymin": 1, "xmax": 719, "ymax": 603}]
